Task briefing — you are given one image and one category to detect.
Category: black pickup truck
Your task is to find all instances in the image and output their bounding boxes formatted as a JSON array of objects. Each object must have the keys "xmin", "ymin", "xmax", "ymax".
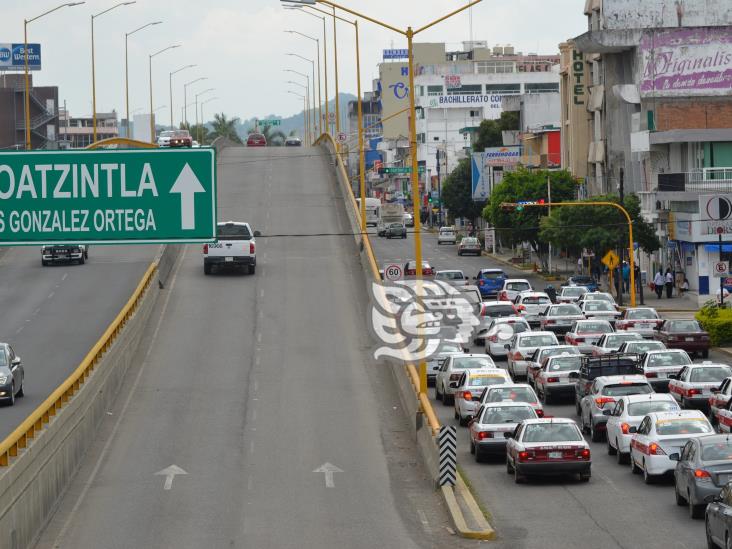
[{"xmin": 570, "ymin": 354, "xmax": 643, "ymax": 415}]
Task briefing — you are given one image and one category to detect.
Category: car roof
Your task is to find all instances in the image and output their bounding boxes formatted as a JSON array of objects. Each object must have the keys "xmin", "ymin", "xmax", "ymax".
[
  {"xmin": 505, "ymin": 278, "xmax": 530, "ymax": 283},
  {"xmin": 453, "ymin": 353, "xmax": 492, "ymax": 359},
  {"xmin": 595, "ymin": 375, "xmax": 648, "ymax": 384},
  {"xmin": 521, "ymin": 417, "xmax": 576, "ymax": 426},
  {"xmin": 627, "ymin": 307, "xmax": 658, "ymax": 312},
  {"xmin": 647, "ymin": 410, "xmax": 707, "ymax": 421},
  {"xmin": 575, "ymin": 319, "xmax": 613, "ymax": 325},
  {"xmin": 482, "ymin": 401, "xmax": 536, "ymax": 409},
  {"xmin": 479, "ymin": 268, "xmax": 504, "ymax": 273},
  {"xmin": 483, "ymin": 301, "xmax": 515, "ymax": 308},
  {"xmin": 518, "ymin": 331, "xmax": 555, "ymax": 337},
  {"xmin": 644, "ymin": 349, "xmax": 687, "ymax": 355},
  {"xmin": 493, "ymin": 316, "xmax": 529, "ymax": 324},
  {"xmin": 487, "ymin": 383, "xmax": 532, "ymax": 390},
  {"xmin": 436, "ymin": 270, "xmax": 464, "ymax": 274},
  {"xmin": 621, "ymin": 393, "xmax": 676, "ymax": 403},
  {"xmin": 518, "ymin": 291, "xmax": 549, "ymax": 298},
  {"xmin": 465, "ymin": 368, "xmax": 510, "ymax": 377},
  {"xmin": 699, "ymin": 434, "xmax": 732, "ymax": 446},
  {"xmin": 686, "ymin": 362, "xmax": 731, "ymax": 369}
]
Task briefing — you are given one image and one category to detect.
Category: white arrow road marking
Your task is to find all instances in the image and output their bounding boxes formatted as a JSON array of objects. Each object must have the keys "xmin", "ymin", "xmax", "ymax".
[
  {"xmin": 313, "ymin": 462, "xmax": 343, "ymax": 488},
  {"xmin": 170, "ymin": 163, "xmax": 206, "ymax": 230},
  {"xmin": 155, "ymin": 464, "xmax": 188, "ymax": 490}
]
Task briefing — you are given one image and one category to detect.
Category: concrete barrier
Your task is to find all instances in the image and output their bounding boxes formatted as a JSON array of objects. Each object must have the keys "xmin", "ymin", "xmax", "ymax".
[
  {"xmin": 155, "ymin": 244, "xmax": 184, "ymax": 289},
  {"xmin": 0, "ymin": 264, "xmax": 160, "ymax": 549},
  {"xmin": 211, "ymin": 136, "xmax": 241, "ymax": 153}
]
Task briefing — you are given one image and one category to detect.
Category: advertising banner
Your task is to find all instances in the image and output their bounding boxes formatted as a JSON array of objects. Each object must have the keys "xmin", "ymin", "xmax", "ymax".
[
  {"xmin": 0, "ymin": 43, "xmax": 42, "ymax": 71},
  {"xmin": 640, "ymin": 27, "xmax": 732, "ymax": 97},
  {"xmin": 383, "ymin": 49, "xmax": 408, "ymax": 60},
  {"xmin": 425, "ymin": 93, "xmax": 505, "ymax": 113}
]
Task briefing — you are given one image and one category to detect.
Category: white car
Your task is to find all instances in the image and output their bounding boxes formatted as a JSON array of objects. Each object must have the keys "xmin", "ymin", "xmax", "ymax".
[
  {"xmin": 506, "ymin": 418, "xmax": 591, "ymax": 484},
  {"xmin": 453, "ymin": 368, "xmax": 512, "ymax": 425},
  {"xmin": 629, "ymin": 410, "xmax": 713, "ymax": 483},
  {"xmin": 505, "ymin": 331, "xmax": 559, "ymax": 379},
  {"xmin": 709, "ymin": 376, "xmax": 732, "ymax": 424},
  {"xmin": 457, "ymin": 237, "xmax": 482, "ymax": 256},
  {"xmin": 638, "ymin": 349, "xmax": 692, "ymax": 392},
  {"xmin": 157, "ymin": 130, "xmax": 174, "ymax": 147},
  {"xmin": 192, "ymin": 140, "xmax": 201, "ymax": 148},
  {"xmin": 668, "ymin": 363, "xmax": 732, "ymax": 409},
  {"xmin": 478, "ymin": 383, "xmax": 543, "ymax": 417},
  {"xmin": 437, "ymin": 226, "xmax": 456, "ymax": 245},
  {"xmin": 580, "ymin": 300, "xmax": 621, "ymax": 323},
  {"xmin": 534, "ymin": 353, "xmax": 583, "ymax": 404},
  {"xmin": 434, "ymin": 270, "xmax": 469, "ymax": 287},
  {"xmin": 427, "ymin": 341, "xmax": 465, "ymax": 385},
  {"xmin": 497, "ymin": 279, "xmax": 532, "ymax": 302},
  {"xmin": 587, "ymin": 332, "xmax": 645, "ymax": 356},
  {"xmin": 539, "ymin": 303, "xmax": 585, "ymax": 338},
  {"xmin": 564, "ymin": 320, "xmax": 614, "ymax": 354},
  {"xmin": 434, "ymin": 354, "xmax": 496, "ymax": 405},
  {"xmin": 615, "ymin": 307, "xmax": 662, "ymax": 337},
  {"xmin": 513, "ymin": 292, "xmax": 552, "ymax": 326},
  {"xmin": 577, "ymin": 292, "xmax": 616, "ymax": 306},
  {"xmin": 469, "ymin": 402, "xmax": 538, "ymax": 462},
  {"xmin": 604, "ymin": 394, "xmax": 679, "ymax": 464},
  {"xmin": 483, "ymin": 317, "xmax": 531, "ymax": 358},
  {"xmin": 558, "ymin": 286, "xmax": 588, "ymax": 303},
  {"xmin": 526, "ymin": 345, "xmax": 581, "ymax": 387}
]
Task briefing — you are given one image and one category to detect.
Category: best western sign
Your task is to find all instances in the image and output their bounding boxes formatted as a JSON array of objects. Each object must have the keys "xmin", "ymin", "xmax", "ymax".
[{"xmin": 0, "ymin": 149, "xmax": 216, "ymax": 245}]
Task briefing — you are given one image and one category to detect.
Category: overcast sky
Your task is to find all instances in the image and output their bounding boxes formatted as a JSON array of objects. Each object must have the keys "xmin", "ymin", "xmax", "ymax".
[{"xmin": 2, "ymin": 0, "xmax": 587, "ymax": 125}]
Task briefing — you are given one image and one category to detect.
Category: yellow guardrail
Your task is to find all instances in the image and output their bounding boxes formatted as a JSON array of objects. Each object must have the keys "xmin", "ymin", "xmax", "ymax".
[
  {"xmin": 85, "ymin": 137, "xmax": 158, "ymax": 150},
  {"xmin": 0, "ymin": 262, "xmax": 157, "ymax": 466},
  {"xmin": 316, "ymin": 132, "xmax": 441, "ymax": 436}
]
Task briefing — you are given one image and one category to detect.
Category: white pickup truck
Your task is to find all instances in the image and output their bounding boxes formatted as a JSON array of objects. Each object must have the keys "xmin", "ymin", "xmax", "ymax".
[{"xmin": 203, "ymin": 221, "xmax": 261, "ymax": 275}]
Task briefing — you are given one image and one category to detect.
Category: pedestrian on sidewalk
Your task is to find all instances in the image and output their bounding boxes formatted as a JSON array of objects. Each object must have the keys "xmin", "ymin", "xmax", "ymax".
[
  {"xmin": 654, "ymin": 270, "xmax": 664, "ymax": 299},
  {"xmin": 577, "ymin": 257, "xmax": 583, "ymax": 274},
  {"xmin": 622, "ymin": 262, "xmax": 630, "ymax": 293},
  {"xmin": 680, "ymin": 277, "xmax": 689, "ymax": 296},
  {"xmin": 665, "ymin": 269, "xmax": 674, "ymax": 298}
]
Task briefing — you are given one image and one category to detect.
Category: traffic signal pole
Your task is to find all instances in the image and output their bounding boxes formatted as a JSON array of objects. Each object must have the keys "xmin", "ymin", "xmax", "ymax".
[{"xmin": 502, "ymin": 200, "xmax": 636, "ymax": 307}]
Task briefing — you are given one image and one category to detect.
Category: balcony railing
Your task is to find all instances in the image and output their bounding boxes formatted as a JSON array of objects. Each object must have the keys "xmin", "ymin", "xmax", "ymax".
[{"xmin": 658, "ymin": 168, "xmax": 732, "ymax": 192}]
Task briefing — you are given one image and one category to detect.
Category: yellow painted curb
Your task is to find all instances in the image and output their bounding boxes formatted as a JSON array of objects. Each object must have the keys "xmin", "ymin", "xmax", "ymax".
[{"xmin": 441, "ymin": 477, "xmax": 496, "ymax": 540}]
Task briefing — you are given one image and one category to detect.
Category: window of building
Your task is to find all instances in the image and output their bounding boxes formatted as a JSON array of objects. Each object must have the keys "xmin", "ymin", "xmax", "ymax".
[
  {"xmin": 427, "ymin": 85, "xmax": 444, "ymax": 96},
  {"xmin": 417, "ymin": 133, "xmax": 426, "ymax": 144},
  {"xmin": 485, "ymin": 83, "xmax": 520, "ymax": 94},
  {"xmin": 446, "ymin": 84, "xmax": 482, "ymax": 96},
  {"xmin": 475, "ymin": 60, "xmax": 515, "ymax": 74},
  {"xmin": 525, "ymin": 83, "xmax": 560, "ymax": 93},
  {"xmin": 469, "ymin": 109, "xmax": 481, "ymax": 118}
]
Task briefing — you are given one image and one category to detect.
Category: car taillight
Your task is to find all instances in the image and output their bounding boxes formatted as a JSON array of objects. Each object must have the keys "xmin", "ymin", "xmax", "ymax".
[
  {"xmin": 499, "ymin": 291, "xmax": 508, "ymax": 301},
  {"xmin": 645, "ymin": 372, "xmax": 658, "ymax": 378},
  {"xmin": 250, "ymin": 242, "xmax": 255, "ymax": 254},
  {"xmin": 694, "ymin": 469, "xmax": 712, "ymax": 480},
  {"xmin": 649, "ymin": 443, "xmax": 666, "ymax": 456},
  {"xmin": 545, "ymin": 319, "xmax": 556, "ymax": 325},
  {"xmin": 535, "ymin": 409, "xmax": 544, "ymax": 418},
  {"xmin": 203, "ymin": 244, "xmax": 208, "ymax": 254},
  {"xmin": 462, "ymin": 391, "xmax": 472, "ymax": 401},
  {"xmin": 477, "ymin": 432, "xmax": 493, "ymax": 440},
  {"xmin": 518, "ymin": 451, "xmax": 531, "ymax": 461},
  {"xmin": 517, "ymin": 305, "xmax": 526, "ymax": 311},
  {"xmin": 478, "ymin": 280, "xmax": 484, "ymax": 286},
  {"xmin": 489, "ymin": 335, "xmax": 498, "ymax": 343},
  {"xmin": 594, "ymin": 397, "xmax": 615, "ymax": 408},
  {"xmin": 620, "ymin": 423, "xmax": 631, "ymax": 434},
  {"xmin": 547, "ymin": 377, "xmax": 560, "ymax": 383},
  {"xmin": 577, "ymin": 448, "xmax": 591, "ymax": 460},
  {"xmin": 574, "ymin": 337, "xmax": 584, "ymax": 343},
  {"xmin": 449, "ymin": 374, "xmax": 460, "ymax": 381},
  {"xmin": 688, "ymin": 388, "xmax": 701, "ymax": 396}
]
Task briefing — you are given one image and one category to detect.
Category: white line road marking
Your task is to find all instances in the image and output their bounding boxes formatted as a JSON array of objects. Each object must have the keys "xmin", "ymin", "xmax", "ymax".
[
  {"xmin": 247, "ymin": 475, "xmax": 253, "ymax": 490},
  {"xmin": 256, "ymin": 333, "xmax": 262, "ymax": 343},
  {"xmin": 252, "ymin": 408, "xmax": 257, "ymax": 421},
  {"xmin": 255, "ymin": 356, "xmax": 260, "ymax": 366},
  {"xmin": 253, "ymin": 379, "xmax": 259, "ymax": 391},
  {"xmin": 417, "ymin": 509, "xmax": 431, "ymax": 535},
  {"xmin": 61, "ymin": 273, "xmax": 68, "ymax": 281},
  {"xmin": 15, "ymin": 327, "xmax": 23, "ymax": 334},
  {"xmin": 259, "ymin": 289, "xmax": 264, "ymax": 298},
  {"xmin": 249, "ymin": 441, "xmax": 255, "ymax": 455},
  {"xmin": 33, "ymin": 308, "xmax": 40, "ymax": 316},
  {"xmin": 313, "ymin": 462, "xmax": 343, "ymax": 488},
  {"xmin": 48, "ymin": 292, "xmax": 54, "ymax": 299},
  {"xmin": 155, "ymin": 465, "xmax": 188, "ymax": 491}
]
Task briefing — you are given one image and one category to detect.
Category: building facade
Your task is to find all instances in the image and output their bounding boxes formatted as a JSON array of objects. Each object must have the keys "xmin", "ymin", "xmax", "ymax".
[
  {"xmin": 58, "ymin": 110, "xmax": 119, "ymax": 149},
  {"xmin": 0, "ymin": 73, "xmax": 59, "ymax": 150}
]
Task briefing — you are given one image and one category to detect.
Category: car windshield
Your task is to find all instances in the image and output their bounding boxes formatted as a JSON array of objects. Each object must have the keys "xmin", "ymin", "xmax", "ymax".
[
  {"xmin": 388, "ymin": 223, "xmax": 403, "ymax": 228},
  {"xmin": 690, "ymin": 367, "xmax": 732, "ymax": 382},
  {"xmin": 172, "ymin": 130, "xmax": 190, "ymax": 138},
  {"xmin": 655, "ymin": 419, "xmax": 712, "ymax": 436},
  {"xmin": 459, "ymin": 290, "xmax": 481, "ymax": 305},
  {"xmin": 487, "ymin": 387, "xmax": 537, "ymax": 403},
  {"xmin": 606, "ymin": 334, "xmax": 640, "ymax": 348},
  {"xmin": 217, "ymin": 223, "xmax": 251, "ymax": 240},
  {"xmin": 550, "ymin": 305, "xmax": 581, "ymax": 316},
  {"xmin": 518, "ymin": 335, "xmax": 556, "ymax": 347},
  {"xmin": 602, "ymin": 383, "xmax": 653, "ymax": 396},
  {"xmin": 572, "ymin": 277, "xmax": 594, "ymax": 285},
  {"xmin": 701, "ymin": 442, "xmax": 732, "ymax": 461},
  {"xmin": 461, "ymin": 238, "xmax": 478, "ymax": 244},
  {"xmin": 586, "ymin": 294, "xmax": 613, "ymax": 302},
  {"xmin": 584, "ymin": 302, "xmax": 614, "ymax": 312},
  {"xmin": 627, "ymin": 400, "xmax": 678, "ymax": 416},
  {"xmin": 469, "ymin": 374, "xmax": 507, "ymax": 387},
  {"xmin": 541, "ymin": 348, "xmax": 580, "ymax": 360},
  {"xmin": 522, "ymin": 296, "xmax": 550, "ymax": 305},
  {"xmin": 667, "ymin": 320, "xmax": 702, "ymax": 332},
  {"xmin": 453, "ymin": 357, "xmax": 494, "ymax": 369},
  {"xmin": 495, "ymin": 320, "xmax": 530, "ymax": 334},
  {"xmin": 627, "ymin": 309, "xmax": 658, "ymax": 320},
  {"xmin": 577, "ymin": 322, "xmax": 612, "ymax": 333},
  {"xmin": 625, "ymin": 342, "xmax": 665, "ymax": 353},
  {"xmin": 0, "ymin": 352, "xmax": 5, "ymax": 367},
  {"xmin": 563, "ymin": 287, "xmax": 585, "ymax": 296},
  {"xmin": 547, "ymin": 356, "xmax": 581, "ymax": 372},
  {"xmin": 438, "ymin": 344, "xmax": 463, "ymax": 355},
  {"xmin": 506, "ymin": 282, "xmax": 530, "ymax": 291},
  {"xmin": 479, "ymin": 271, "xmax": 505, "ymax": 280},
  {"xmin": 483, "ymin": 305, "xmax": 516, "ymax": 317},
  {"xmin": 437, "ymin": 272, "xmax": 464, "ymax": 280},
  {"xmin": 522, "ymin": 423, "xmax": 583, "ymax": 443},
  {"xmin": 160, "ymin": 131, "xmax": 174, "ymax": 138},
  {"xmin": 647, "ymin": 352, "xmax": 692, "ymax": 368},
  {"xmin": 482, "ymin": 406, "xmax": 535, "ymax": 424}
]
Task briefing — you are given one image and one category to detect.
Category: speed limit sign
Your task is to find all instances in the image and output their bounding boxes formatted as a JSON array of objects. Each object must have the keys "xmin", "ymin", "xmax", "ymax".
[
  {"xmin": 383, "ymin": 263, "xmax": 403, "ymax": 281},
  {"xmin": 336, "ymin": 132, "xmax": 348, "ymax": 144}
]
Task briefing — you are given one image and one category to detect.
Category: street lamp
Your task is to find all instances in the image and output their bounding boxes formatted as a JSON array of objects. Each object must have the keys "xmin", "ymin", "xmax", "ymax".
[
  {"xmin": 183, "ymin": 77, "xmax": 207, "ymax": 126},
  {"xmin": 91, "ymin": 2, "xmax": 136, "ymax": 144},
  {"xmin": 287, "ymin": 90, "xmax": 307, "ymax": 143},
  {"xmin": 194, "ymin": 88, "xmax": 215, "ymax": 136},
  {"xmin": 286, "ymin": 53, "xmax": 320, "ymax": 136},
  {"xmin": 153, "ymin": 104, "xmax": 167, "ymax": 112},
  {"xmin": 199, "ymin": 97, "xmax": 218, "ymax": 144},
  {"xmin": 285, "ymin": 28, "xmax": 326, "ymax": 134},
  {"xmin": 287, "ymin": 79, "xmax": 310, "ymax": 145},
  {"xmin": 285, "ymin": 70, "xmax": 312, "ymax": 144},
  {"xmin": 149, "ymin": 44, "xmax": 180, "ymax": 143},
  {"xmin": 169, "ymin": 64, "xmax": 195, "ymax": 128},
  {"xmin": 24, "ymin": 2, "xmax": 86, "ymax": 150},
  {"xmin": 125, "ymin": 20, "xmax": 162, "ymax": 136}
]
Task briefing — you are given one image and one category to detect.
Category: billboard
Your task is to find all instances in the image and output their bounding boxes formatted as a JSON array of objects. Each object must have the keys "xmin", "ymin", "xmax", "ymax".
[
  {"xmin": 383, "ymin": 49, "xmax": 408, "ymax": 60},
  {"xmin": 640, "ymin": 27, "xmax": 732, "ymax": 97},
  {"xmin": 0, "ymin": 43, "xmax": 41, "ymax": 71}
]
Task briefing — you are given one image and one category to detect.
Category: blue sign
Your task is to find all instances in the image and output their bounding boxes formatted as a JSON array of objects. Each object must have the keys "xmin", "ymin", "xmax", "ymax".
[
  {"xmin": 0, "ymin": 43, "xmax": 41, "ymax": 70},
  {"xmin": 383, "ymin": 49, "xmax": 408, "ymax": 60}
]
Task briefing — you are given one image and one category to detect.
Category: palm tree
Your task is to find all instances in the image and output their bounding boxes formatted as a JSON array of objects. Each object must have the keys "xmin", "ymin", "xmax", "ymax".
[{"xmin": 209, "ymin": 113, "xmax": 242, "ymax": 144}]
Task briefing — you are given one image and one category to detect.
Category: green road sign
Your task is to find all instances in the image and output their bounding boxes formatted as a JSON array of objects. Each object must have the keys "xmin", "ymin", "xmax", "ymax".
[
  {"xmin": 0, "ymin": 148, "xmax": 217, "ymax": 245},
  {"xmin": 260, "ymin": 119, "xmax": 281, "ymax": 126},
  {"xmin": 378, "ymin": 166, "xmax": 426, "ymax": 175}
]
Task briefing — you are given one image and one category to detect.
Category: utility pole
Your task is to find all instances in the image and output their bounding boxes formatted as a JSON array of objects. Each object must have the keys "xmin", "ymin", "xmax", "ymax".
[
  {"xmin": 547, "ymin": 175, "xmax": 552, "ymax": 275},
  {"xmin": 618, "ymin": 167, "xmax": 625, "ymax": 307}
]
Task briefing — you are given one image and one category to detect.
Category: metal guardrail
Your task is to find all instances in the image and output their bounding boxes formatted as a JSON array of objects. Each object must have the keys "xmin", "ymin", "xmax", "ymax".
[{"xmin": 0, "ymin": 263, "xmax": 157, "ymax": 466}]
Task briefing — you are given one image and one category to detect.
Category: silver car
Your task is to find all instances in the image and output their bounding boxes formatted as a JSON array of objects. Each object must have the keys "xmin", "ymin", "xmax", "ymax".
[
  {"xmin": 539, "ymin": 303, "xmax": 584, "ymax": 338},
  {"xmin": 427, "ymin": 341, "xmax": 465, "ymax": 385},
  {"xmin": 435, "ymin": 270, "xmax": 468, "ymax": 288},
  {"xmin": 558, "ymin": 286, "xmax": 588, "ymax": 303},
  {"xmin": 577, "ymin": 291, "xmax": 616, "ymax": 307},
  {"xmin": 483, "ymin": 317, "xmax": 531, "ymax": 358},
  {"xmin": 514, "ymin": 292, "xmax": 552, "ymax": 327},
  {"xmin": 437, "ymin": 226, "xmax": 457, "ymax": 245},
  {"xmin": 505, "ymin": 331, "xmax": 560, "ymax": 380},
  {"xmin": 434, "ymin": 354, "xmax": 496, "ymax": 405},
  {"xmin": 580, "ymin": 300, "xmax": 621, "ymax": 324},
  {"xmin": 587, "ymin": 332, "xmax": 645, "ymax": 356},
  {"xmin": 498, "ymin": 279, "xmax": 532, "ymax": 302},
  {"xmin": 535, "ymin": 353, "xmax": 583, "ymax": 404},
  {"xmin": 526, "ymin": 345, "xmax": 581, "ymax": 387},
  {"xmin": 564, "ymin": 319, "xmax": 614, "ymax": 354},
  {"xmin": 468, "ymin": 402, "xmax": 538, "ymax": 461}
]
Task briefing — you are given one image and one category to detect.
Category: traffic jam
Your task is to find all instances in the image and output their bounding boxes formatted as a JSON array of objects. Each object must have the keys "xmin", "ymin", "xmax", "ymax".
[{"xmin": 376, "ymin": 231, "xmax": 732, "ymax": 544}]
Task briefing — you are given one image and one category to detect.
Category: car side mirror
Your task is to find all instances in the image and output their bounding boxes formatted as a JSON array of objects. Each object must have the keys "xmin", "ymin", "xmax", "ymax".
[
  {"xmin": 11, "ymin": 357, "xmax": 21, "ymax": 366},
  {"xmin": 668, "ymin": 453, "xmax": 680, "ymax": 461},
  {"xmin": 668, "ymin": 374, "xmax": 678, "ymax": 380},
  {"xmin": 602, "ymin": 409, "xmax": 612, "ymax": 416},
  {"xmin": 448, "ymin": 382, "xmax": 458, "ymax": 389},
  {"xmin": 706, "ymin": 494, "xmax": 724, "ymax": 504},
  {"xmin": 504, "ymin": 344, "xmax": 511, "ymax": 350},
  {"xmin": 503, "ymin": 432, "xmax": 513, "ymax": 439},
  {"xmin": 254, "ymin": 230, "xmax": 262, "ymax": 237},
  {"xmin": 628, "ymin": 426, "xmax": 638, "ymax": 434}
]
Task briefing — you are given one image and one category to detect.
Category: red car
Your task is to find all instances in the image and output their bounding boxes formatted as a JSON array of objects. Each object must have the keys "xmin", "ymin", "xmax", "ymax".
[
  {"xmin": 404, "ymin": 260, "xmax": 434, "ymax": 277},
  {"xmin": 169, "ymin": 130, "xmax": 192, "ymax": 148},
  {"xmin": 654, "ymin": 319, "xmax": 710, "ymax": 358},
  {"xmin": 247, "ymin": 133, "xmax": 267, "ymax": 147}
]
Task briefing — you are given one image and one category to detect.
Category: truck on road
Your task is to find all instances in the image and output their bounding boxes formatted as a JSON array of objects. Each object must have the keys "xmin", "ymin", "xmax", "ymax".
[
  {"xmin": 203, "ymin": 221, "xmax": 261, "ymax": 275},
  {"xmin": 377, "ymin": 203, "xmax": 405, "ymax": 237}
]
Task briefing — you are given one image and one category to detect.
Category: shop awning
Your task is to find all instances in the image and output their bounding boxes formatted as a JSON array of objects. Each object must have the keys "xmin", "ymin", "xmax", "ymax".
[{"xmin": 704, "ymin": 244, "xmax": 732, "ymax": 253}]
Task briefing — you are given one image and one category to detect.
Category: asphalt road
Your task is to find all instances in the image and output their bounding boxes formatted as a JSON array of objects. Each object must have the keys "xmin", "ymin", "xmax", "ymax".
[
  {"xmin": 371, "ymin": 230, "xmax": 715, "ymax": 549},
  {"xmin": 0, "ymin": 244, "xmax": 156, "ymax": 439},
  {"xmin": 36, "ymin": 147, "xmax": 464, "ymax": 549}
]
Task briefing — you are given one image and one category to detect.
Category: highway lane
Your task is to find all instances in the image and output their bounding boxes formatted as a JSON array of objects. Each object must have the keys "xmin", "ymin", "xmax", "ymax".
[
  {"xmin": 0, "ymin": 244, "xmax": 156, "ymax": 439},
  {"xmin": 36, "ymin": 147, "xmax": 464, "ymax": 549},
  {"xmin": 371, "ymin": 231, "xmax": 711, "ymax": 549}
]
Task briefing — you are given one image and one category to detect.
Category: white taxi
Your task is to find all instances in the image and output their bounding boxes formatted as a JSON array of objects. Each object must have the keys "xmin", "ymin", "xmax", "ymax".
[
  {"xmin": 453, "ymin": 368, "xmax": 512, "ymax": 426},
  {"xmin": 604, "ymin": 394, "xmax": 679, "ymax": 464},
  {"xmin": 469, "ymin": 402, "xmax": 538, "ymax": 462},
  {"xmin": 710, "ymin": 376, "xmax": 732, "ymax": 424},
  {"xmin": 534, "ymin": 353, "xmax": 583, "ymax": 404},
  {"xmin": 564, "ymin": 320, "xmax": 614, "ymax": 354},
  {"xmin": 668, "ymin": 363, "xmax": 732, "ymax": 409},
  {"xmin": 434, "ymin": 354, "xmax": 496, "ymax": 405},
  {"xmin": 629, "ymin": 410, "xmax": 713, "ymax": 483},
  {"xmin": 478, "ymin": 383, "xmax": 543, "ymax": 417},
  {"xmin": 506, "ymin": 418, "xmax": 591, "ymax": 484}
]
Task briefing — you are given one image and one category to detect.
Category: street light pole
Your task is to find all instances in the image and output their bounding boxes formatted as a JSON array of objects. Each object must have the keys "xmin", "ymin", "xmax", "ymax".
[
  {"xmin": 24, "ymin": 2, "xmax": 86, "ymax": 150},
  {"xmin": 195, "ymin": 88, "xmax": 215, "ymax": 139},
  {"xmin": 125, "ymin": 21, "xmax": 161, "ymax": 137},
  {"xmin": 169, "ymin": 64, "xmax": 195, "ymax": 128},
  {"xmin": 183, "ymin": 77, "xmax": 207, "ymax": 127},
  {"xmin": 149, "ymin": 44, "xmax": 180, "ymax": 143},
  {"xmin": 287, "ymin": 54, "xmax": 319, "ymax": 137},
  {"xmin": 288, "ymin": 90, "xmax": 306, "ymax": 141},
  {"xmin": 285, "ymin": 28, "xmax": 326, "ymax": 135},
  {"xmin": 199, "ymin": 97, "xmax": 218, "ymax": 144},
  {"xmin": 288, "ymin": 79, "xmax": 310, "ymax": 145}
]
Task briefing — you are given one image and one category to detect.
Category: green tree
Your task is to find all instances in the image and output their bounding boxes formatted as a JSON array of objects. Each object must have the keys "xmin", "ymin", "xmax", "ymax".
[
  {"xmin": 482, "ymin": 169, "xmax": 577, "ymax": 269},
  {"xmin": 209, "ymin": 113, "xmax": 242, "ymax": 143},
  {"xmin": 441, "ymin": 158, "xmax": 486, "ymax": 222},
  {"xmin": 539, "ymin": 194, "xmax": 660, "ymax": 257},
  {"xmin": 473, "ymin": 111, "xmax": 519, "ymax": 151}
]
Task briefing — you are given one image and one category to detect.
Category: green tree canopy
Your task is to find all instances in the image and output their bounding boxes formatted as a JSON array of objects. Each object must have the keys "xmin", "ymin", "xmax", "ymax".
[
  {"xmin": 209, "ymin": 113, "xmax": 242, "ymax": 143},
  {"xmin": 539, "ymin": 194, "xmax": 660, "ymax": 256},
  {"xmin": 482, "ymin": 168, "xmax": 577, "ymax": 268},
  {"xmin": 473, "ymin": 111, "xmax": 519, "ymax": 151},
  {"xmin": 441, "ymin": 158, "xmax": 485, "ymax": 222}
]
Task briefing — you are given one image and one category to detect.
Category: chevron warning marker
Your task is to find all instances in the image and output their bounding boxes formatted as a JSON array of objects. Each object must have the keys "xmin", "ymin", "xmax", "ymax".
[{"xmin": 438, "ymin": 426, "xmax": 457, "ymax": 487}]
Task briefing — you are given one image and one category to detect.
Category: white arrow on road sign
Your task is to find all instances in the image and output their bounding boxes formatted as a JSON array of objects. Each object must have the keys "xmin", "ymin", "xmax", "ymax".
[
  {"xmin": 313, "ymin": 462, "xmax": 343, "ymax": 488},
  {"xmin": 170, "ymin": 163, "xmax": 206, "ymax": 230},
  {"xmin": 155, "ymin": 464, "xmax": 188, "ymax": 490}
]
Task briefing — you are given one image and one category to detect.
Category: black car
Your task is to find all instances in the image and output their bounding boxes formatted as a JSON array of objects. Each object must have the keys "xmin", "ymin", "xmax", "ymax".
[
  {"xmin": 673, "ymin": 435, "xmax": 732, "ymax": 519},
  {"xmin": 706, "ymin": 482, "xmax": 732, "ymax": 547},
  {"xmin": 0, "ymin": 343, "xmax": 24, "ymax": 405},
  {"xmin": 41, "ymin": 244, "xmax": 88, "ymax": 266}
]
